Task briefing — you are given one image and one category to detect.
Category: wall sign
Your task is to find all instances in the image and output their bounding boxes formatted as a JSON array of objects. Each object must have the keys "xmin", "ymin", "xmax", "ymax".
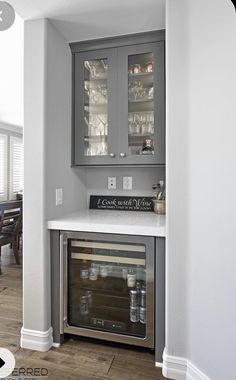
[{"xmin": 90, "ymin": 195, "xmax": 154, "ymax": 212}]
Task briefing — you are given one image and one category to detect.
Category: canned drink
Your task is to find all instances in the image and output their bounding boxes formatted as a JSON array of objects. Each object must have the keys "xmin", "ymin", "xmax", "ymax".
[
  {"xmin": 100, "ymin": 265, "xmax": 108, "ymax": 278},
  {"xmin": 80, "ymin": 268, "xmax": 89, "ymax": 279},
  {"xmin": 130, "ymin": 306, "xmax": 139, "ymax": 323},
  {"xmin": 130, "ymin": 289, "xmax": 139, "ymax": 307},
  {"xmin": 85, "ymin": 291, "xmax": 93, "ymax": 307},
  {"xmin": 80, "ymin": 296, "xmax": 89, "ymax": 315},
  {"xmin": 140, "ymin": 307, "xmax": 146, "ymax": 324},
  {"xmin": 89, "ymin": 267, "xmax": 98, "ymax": 281},
  {"xmin": 122, "ymin": 267, "xmax": 128, "ymax": 280},
  {"xmin": 140, "ymin": 289, "xmax": 146, "ymax": 307}
]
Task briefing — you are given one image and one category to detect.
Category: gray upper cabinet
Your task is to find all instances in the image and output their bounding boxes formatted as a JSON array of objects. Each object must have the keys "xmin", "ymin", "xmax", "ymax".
[{"xmin": 70, "ymin": 31, "xmax": 165, "ymax": 167}]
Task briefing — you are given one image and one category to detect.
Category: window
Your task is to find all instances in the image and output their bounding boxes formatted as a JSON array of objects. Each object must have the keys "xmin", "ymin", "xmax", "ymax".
[
  {"xmin": 0, "ymin": 134, "xmax": 8, "ymax": 201},
  {"xmin": 9, "ymin": 136, "xmax": 23, "ymax": 200},
  {"xmin": 0, "ymin": 132, "xmax": 23, "ymax": 201}
]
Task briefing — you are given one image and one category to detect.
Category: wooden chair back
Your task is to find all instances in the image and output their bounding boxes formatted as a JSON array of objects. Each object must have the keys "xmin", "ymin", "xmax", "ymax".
[{"xmin": 0, "ymin": 201, "xmax": 22, "ymax": 233}]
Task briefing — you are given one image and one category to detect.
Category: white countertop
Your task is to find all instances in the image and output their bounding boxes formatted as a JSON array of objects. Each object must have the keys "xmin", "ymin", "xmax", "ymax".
[{"xmin": 47, "ymin": 209, "xmax": 165, "ymax": 237}]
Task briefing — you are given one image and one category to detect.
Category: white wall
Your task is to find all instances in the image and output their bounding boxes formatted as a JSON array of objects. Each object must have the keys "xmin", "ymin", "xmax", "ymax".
[
  {"xmin": 22, "ymin": 18, "xmax": 86, "ymax": 347},
  {"xmin": 166, "ymin": 0, "xmax": 236, "ymax": 379},
  {"xmin": 166, "ymin": 0, "xmax": 190, "ymax": 359},
  {"xmin": 23, "ymin": 19, "xmax": 48, "ymax": 334},
  {"xmin": 0, "ymin": 14, "xmax": 23, "ymax": 126},
  {"xmin": 51, "ymin": 0, "xmax": 165, "ymax": 42}
]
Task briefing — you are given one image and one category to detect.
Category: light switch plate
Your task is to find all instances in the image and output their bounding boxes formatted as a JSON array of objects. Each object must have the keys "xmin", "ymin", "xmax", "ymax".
[
  {"xmin": 123, "ymin": 177, "xmax": 132, "ymax": 190},
  {"xmin": 56, "ymin": 188, "xmax": 63, "ymax": 205},
  {"xmin": 108, "ymin": 177, "xmax": 116, "ymax": 190}
]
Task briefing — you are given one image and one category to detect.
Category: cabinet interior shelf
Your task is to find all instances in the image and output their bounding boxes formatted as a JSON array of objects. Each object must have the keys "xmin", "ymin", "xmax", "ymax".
[
  {"xmin": 129, "ymin": 134, "xmax": 154, "ymax": 138},
  {"xmin": 75, "ymin": 284, "xmax": 130, "ymax": 299},
  {"xmin": 85, "ymin": 75, "xmax": 108, "ymax": 81},
  {"xmin": 84, "ymin": 135, "xmax": 108, "ymax": 142},
  {"xmin": 128, "ymin": 98, "xmax": 153, "ymax": 103},
  {"xmin": 128, "ymin": 72, "xmax": 154, "ymax": 78}
]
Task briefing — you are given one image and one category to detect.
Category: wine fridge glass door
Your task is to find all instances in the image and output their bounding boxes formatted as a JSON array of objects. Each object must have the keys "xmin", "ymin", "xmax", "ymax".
[{"xmin": 67, "ymin": 238, "xmax": 151, "ymax": 340}]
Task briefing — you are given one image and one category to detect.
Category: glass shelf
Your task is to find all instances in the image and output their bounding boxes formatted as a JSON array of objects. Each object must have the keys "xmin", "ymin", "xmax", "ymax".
[
  {"xmin": 128, "ymin": 72, "xmax": 153, "ymax": 78},
  {"xmin": 128, "ymin": 98, "xmax": 153, "ymax": 103}
]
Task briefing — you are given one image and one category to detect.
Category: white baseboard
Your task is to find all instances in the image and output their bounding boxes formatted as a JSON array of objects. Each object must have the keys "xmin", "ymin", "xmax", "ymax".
[
  {"xmin": 155, "ymin": 362, "xmax": 163, "ymax": 368},
  {"xmin": 163, "ymin": 349, "xmax": 187, "ymax": 380},
  {"xmin": 21, "ymin": 327, "xmax": 53, "ymax": 352},
  {"xmin": 187, "ymin": 361, "xmax": 211, "ymax": 380},
  {"xmin": 162, "ymin": 349, "xmax": 211, "ymax": 380}
]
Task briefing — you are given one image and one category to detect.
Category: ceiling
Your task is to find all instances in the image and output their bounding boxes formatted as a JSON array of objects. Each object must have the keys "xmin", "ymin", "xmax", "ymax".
[{"xmin": 7, "ymin": 0, "xmax": 165, "ymax": 42}]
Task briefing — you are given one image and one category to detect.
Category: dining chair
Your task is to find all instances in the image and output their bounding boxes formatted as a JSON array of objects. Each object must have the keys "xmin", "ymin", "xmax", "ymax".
[{"xmin": 0, "ymin": 201, "xmax": 22, "ymax": 274}]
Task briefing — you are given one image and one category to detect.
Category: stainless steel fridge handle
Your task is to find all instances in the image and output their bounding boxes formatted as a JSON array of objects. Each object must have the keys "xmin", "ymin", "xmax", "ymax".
[
  {"xmin": 60, "ymin": 234, "xmax": 68, "ymax": 334},
  {"xmin": 59, "ymin": 234, "xmax": 64, "ymax": 334}
]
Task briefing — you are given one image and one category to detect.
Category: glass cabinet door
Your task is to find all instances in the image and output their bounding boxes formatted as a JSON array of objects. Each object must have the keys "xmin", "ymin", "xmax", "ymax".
[
  {"xmin": 67, "ymin": 238, "xmax": 153, "ymax": 339},
  {"xmin": 74, "ymin": 49, "xmax": 117, "ymax": 165},
  {"xmin": 117, "ymin": 42, "xmax": 165, "ymax": 165}
]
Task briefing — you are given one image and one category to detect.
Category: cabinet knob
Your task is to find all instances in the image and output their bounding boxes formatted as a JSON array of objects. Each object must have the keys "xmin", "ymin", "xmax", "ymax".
[
  {"xmin": 119, "ymin": 152, "xmax": 126, "ymax": 158},
  {"xmin": 109, "ymin": 153, "xmax": 116, "ymax": 158}
]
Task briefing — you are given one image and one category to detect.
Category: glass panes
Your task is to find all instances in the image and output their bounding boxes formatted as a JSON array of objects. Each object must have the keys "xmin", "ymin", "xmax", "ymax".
[
  {"xmin": 68, "ymin": 239, "xmax": 147, "ymax": 338},
  {"xmin": 83, "ymin": 59, "xmax": 108, "ymax": 156},
  {"xmin": 128, "ymin": 53, "xmax": 155, "ymax": 156}
]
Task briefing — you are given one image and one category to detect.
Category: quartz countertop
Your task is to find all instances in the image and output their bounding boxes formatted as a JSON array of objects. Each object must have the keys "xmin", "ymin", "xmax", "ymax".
[{"xmin": 47, "ymin": 209, "xmax": 165, "ymax": 237}]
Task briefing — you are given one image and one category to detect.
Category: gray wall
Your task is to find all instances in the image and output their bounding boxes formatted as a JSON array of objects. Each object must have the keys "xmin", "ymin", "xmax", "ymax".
[
  {"xmin": 45, "ymin": 21, "xmax": 87, "ymax": 220},
  {"xmin": 166, "ymin": 0, "xmax": 236, "ymax": 379},
  {"xmin": 23, "ymin": 18, "xmax": 86, "ymax": 337},
  {"xmin": 85, "ymin": 167, "xmax": 165, "ymax": 206}
]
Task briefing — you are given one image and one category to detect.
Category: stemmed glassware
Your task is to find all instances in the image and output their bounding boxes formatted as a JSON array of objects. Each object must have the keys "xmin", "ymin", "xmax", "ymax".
[{"xmin": 128, "ymin": 112, "xmax": 154, "ymax": 135}]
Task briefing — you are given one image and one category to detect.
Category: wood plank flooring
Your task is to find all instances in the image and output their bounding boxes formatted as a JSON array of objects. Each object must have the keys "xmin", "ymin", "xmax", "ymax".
[{"xmin": 0, "ymin": 246, "xmax": 168, "ymax": 380}]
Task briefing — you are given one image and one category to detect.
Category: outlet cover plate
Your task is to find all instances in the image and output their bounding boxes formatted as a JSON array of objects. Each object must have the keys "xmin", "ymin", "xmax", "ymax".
[
  {"xmin": 56, "ymin": 188, "xmax": 63, "ymax": 205},
  {"xmin": 123, "ymin": 177, "xmax": 132, "ymax": 190},
  {"xmin": 108, "ymin": 177, "xmax": 116, "ymax": 190}
]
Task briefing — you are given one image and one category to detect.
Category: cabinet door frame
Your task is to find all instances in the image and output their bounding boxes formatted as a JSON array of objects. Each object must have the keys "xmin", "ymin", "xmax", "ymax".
[
  {"xmin": 73, "ymin": 48, "xmax": 118, "ymax": 165},
  {"xmin": 117, "ymin": 41, "xmax": 165, "ymax": 166}
]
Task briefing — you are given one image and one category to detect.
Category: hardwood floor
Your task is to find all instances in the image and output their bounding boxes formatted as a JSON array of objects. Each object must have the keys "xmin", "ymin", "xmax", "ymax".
[{"xmin": 0, "ymin": 246, "xmax": 168, "ymax": 380}]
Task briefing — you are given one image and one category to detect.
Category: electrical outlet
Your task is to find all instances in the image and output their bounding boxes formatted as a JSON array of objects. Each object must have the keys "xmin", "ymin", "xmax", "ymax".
[
  {"xmin": 123, "ymin": 177, "xmax": 132, "ymax": 190},
  {"xmin": 108, "ymin": 177, "xmax": 116, "ymax": 190},
  {"xmin": 56, "ymin": 188, "xmax": 63, "ymax": 205}
]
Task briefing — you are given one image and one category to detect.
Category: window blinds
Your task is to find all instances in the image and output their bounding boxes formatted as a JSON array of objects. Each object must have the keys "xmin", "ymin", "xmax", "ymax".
[
  {"xmin": 10, "ymin": 136, "xmax": 23, "ymax": 199},
  {"xmin": 0, "ymin": 134, "xmax": 7, "ymax": 201}
]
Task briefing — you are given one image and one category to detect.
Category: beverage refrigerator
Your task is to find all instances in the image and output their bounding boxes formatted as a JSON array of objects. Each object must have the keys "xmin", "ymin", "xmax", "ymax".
[{"xmin": 60, "ymin": 232, "xmax": 154, "ymax": 348}]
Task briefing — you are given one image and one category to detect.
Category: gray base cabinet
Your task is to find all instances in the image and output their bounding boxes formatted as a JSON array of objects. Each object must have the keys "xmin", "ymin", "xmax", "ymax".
[
  {"xmin": 50, "ymin": 230, "xmax": 165, "ymax": 362},
  {"xmin": 70, "ymin": 31, "xmax": 165, "ymax": 167}
]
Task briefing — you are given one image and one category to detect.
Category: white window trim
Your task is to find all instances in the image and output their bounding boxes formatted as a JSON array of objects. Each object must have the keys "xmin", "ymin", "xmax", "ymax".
[{"xmin": 0, "ymin": 133, "xmax": 8, "ymax": 201}]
